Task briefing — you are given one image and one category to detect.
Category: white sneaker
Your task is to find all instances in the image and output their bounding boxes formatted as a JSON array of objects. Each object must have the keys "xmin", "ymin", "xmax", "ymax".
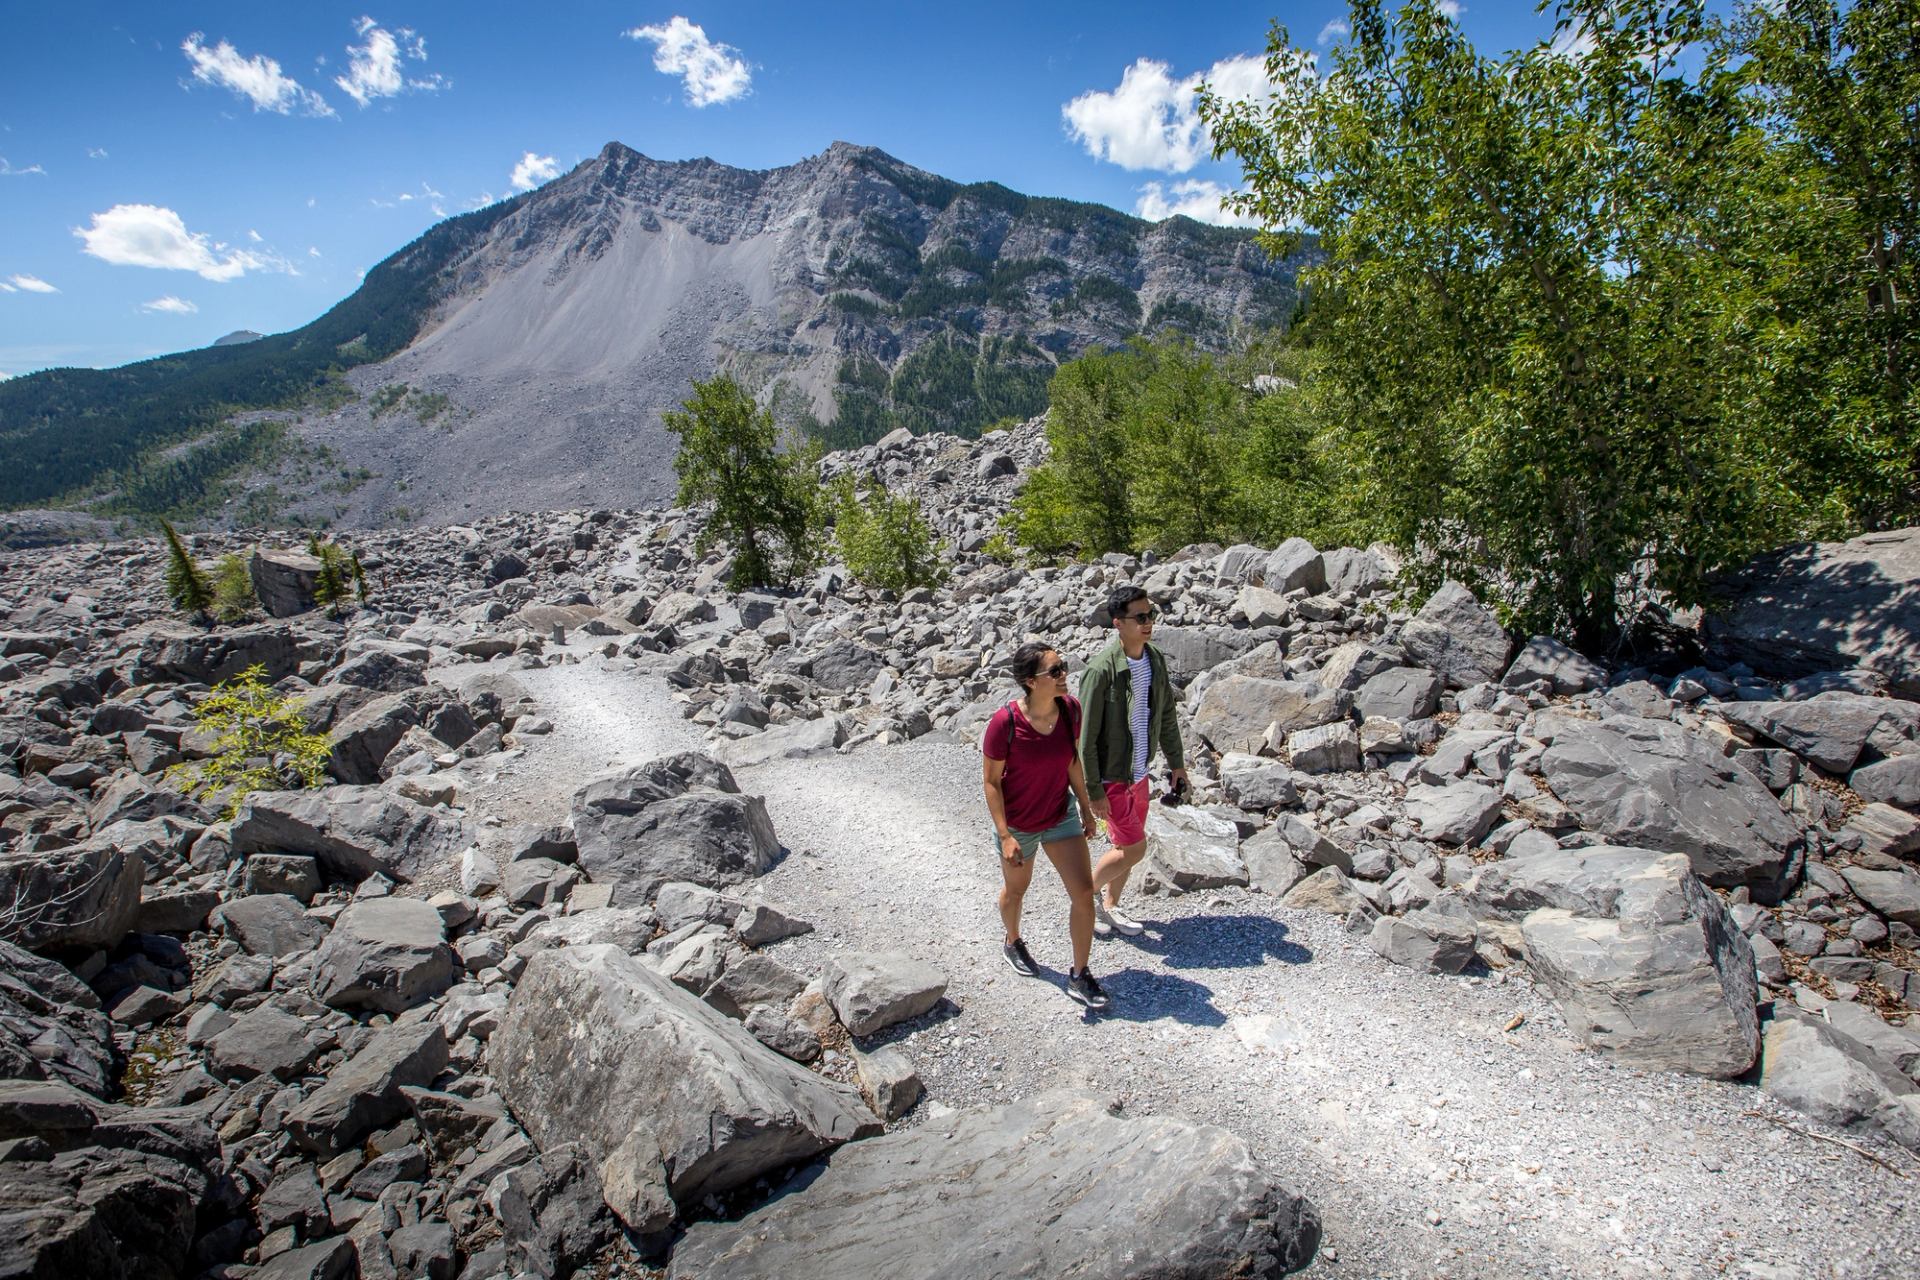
[
  {"xmin": 1103, "ymin": 904, "xmax": 1146, "ymax": 936},
  {"xmin": 1091, "ymin": 897, "xmax": 1115, "ymax": 937}
]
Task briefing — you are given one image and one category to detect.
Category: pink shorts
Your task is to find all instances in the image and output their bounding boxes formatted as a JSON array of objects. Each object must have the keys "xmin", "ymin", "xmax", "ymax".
[{"xmin": 1101, "ymin": 777, "xmax": 1151, "ymax": 848}]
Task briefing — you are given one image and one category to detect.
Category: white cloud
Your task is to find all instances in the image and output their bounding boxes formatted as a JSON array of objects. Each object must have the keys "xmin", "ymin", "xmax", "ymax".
[
  {"xmin": 509, "ymin": 151, "xmax": 560, "ymax": 191},
  {"xmin": 336, "ymin": 16, "xmax": 445, "ymax": 108},
  {"xmin": 1318, "ymin": 20, "xmax": 1350, "ymax": 45},
  {"xmin": 0, "ymin": 371, "xmax": 11, "ymax": 380},
  {"xmin": 247, "ymin": 228, "xmax": 263, "ymax": 242},
  {"xmin": 142, "ymin": 296, "xmax": 197, "ymax": 314},
  {"xmin": 9, "ymin": 274, "xmax": 58, "ymax": 293},
  {"xmin": 0, "ymin": 156, "xmax": 46, "ymax": 177},
  {"xmin": 625, "ymin": 17, "xmax": 751, "ymax": 107},
  {"xmin": 0, "ymin": 282, "xmax": 14, "ymax": 293},
  {"xmin": 87, "ymin": 147, "xmax": 108, "ymax": 160},
  {"xmin": 1063, "ymin": 53, "xmax": 1272, "ymax": 174},
  {"xmin": 1439, "ymin": 1, "xmax": 1465, "ymax": 18},
  {"xmin": 1135, "ymin": 180, "xmax": 1259, "ymax": 228},
  {"xmin": 308, "ymin": 246, "xmax": 322, "ymax": 258},
  {"xmin": 75, "ymin": 204, "xmax": 291, "ymax": 281},
  {"xmin": 1547, "ymin": 22, "xmax": 1599, "ymax": 60},
  {"xmin": 182, "ymin": 33, "xmax": 334, "ymax": 117}
]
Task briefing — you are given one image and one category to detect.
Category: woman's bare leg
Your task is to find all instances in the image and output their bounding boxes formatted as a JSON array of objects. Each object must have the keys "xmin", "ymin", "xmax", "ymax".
[
  {"xmin": 999, "ymin": 848, "xmax": 1035, "ymax": 944},
  {"xmin": 1043, "ymin": 835, "xmax": 1096, "ymax": 971}
]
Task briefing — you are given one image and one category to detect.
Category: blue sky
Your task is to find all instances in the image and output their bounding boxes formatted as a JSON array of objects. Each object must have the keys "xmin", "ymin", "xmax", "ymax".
[{"xmin": 0, "ymin": 2, "xmax": 1564, "ymax": 378}]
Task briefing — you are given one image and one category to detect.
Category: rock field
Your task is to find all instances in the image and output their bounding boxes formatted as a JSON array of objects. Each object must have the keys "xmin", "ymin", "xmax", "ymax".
[{"xmin": 2, "ymin": 418, "xmax": 1919, "ymax": 1278}]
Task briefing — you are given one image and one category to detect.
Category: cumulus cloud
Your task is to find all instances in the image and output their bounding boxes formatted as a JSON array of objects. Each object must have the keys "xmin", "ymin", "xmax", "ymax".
[
  {"xmin": 1318, "ymin": 20, "xmax": 1350, "ymax": 45},
  {"xmin": 509, "ymin": 151, "xmax": 560, "ymax": 191},
  {"xmin": 1439, "ymin": 1, "xmax": 1465, "ymax": 17},
  {"xmin": 9, "ymin": 274, "xmax": 58, "ymax": 293},
  {"xmin": 88, "ymin": 147, "xmax": 108, "ymax": 160},
  {"xmin": 336, "ymin": 16, "xmax": 445, "ymax": 108},
  {"xmin": 75, "ymin": 204, "xmax": 291, "ymax": 281},
  {"xmin": 0, "ymin": 157, "xmax": 46, "ymax": 177},
  {"xmin": 1135, "ymin": 180, "xmax": 1259, "ymax": 228},
  {"xmin": 142, "ymin": 296, "xmax": 197, "ymax": 314},
  {"xmin": 1063, "ymin": 53, "xmax": 1272, "ymax": 173},
  {"xmin": 624, "ymin": 17, "xmax": 751, "ymax": 107},
  {"xmin": 182, "ymin": 33, "xmax": 335, "ymax": 116}
]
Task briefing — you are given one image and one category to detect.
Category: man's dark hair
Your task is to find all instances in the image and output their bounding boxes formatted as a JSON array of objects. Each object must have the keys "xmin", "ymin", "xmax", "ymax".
[
  {"xmin": 1011, "ymin": 640, "xmax": 1055, "ymax": 692},
  {"xmin": 1106, "ymin": 584, "xmax": 1149, "ymax": 623}
]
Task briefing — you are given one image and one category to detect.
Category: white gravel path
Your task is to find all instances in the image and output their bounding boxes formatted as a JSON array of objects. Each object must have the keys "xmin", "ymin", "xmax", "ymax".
[{"xmin": 468, "ymin": 654, "xmax": 1920, "ymax": 1279}]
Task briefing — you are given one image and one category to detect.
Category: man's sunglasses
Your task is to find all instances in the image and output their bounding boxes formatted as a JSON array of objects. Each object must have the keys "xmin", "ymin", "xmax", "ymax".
[{"xmin": 1120, "ymin": 609, "xmax": 1159, "ymax": 624}]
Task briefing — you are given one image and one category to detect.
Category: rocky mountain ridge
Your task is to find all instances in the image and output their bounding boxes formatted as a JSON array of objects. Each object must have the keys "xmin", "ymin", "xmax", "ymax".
[
  {"xmin": 0, "ymin": 141, "xmax": 1307, "ymax": 533},
  {"xmin": 2, "ymin": 422, "xmax": 1918, "ymax": 1277}
]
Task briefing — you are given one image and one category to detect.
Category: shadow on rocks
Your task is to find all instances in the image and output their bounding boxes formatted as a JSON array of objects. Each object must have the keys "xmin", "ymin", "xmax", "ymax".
[
  {"xmin": 855, "ymin": 997, "xmax": 965, "ymax": 1051},
  {"xmin": 1124, "ymin": 912, "xmax": 1313, "ymax": 972},
  {"xmin": 1081, "ymin": 967, "xmax": 1227, "ymax": 1028}
]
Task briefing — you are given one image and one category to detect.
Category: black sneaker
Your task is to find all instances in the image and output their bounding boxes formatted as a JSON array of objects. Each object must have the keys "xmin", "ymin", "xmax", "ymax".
[
  {"xmin": 1002, "ymin": 938, "xmax": 1039, "ymax": 978},
  {"xmin": 1067, "ymin": 968, "xmax": 1110, "ymax": 1009}
]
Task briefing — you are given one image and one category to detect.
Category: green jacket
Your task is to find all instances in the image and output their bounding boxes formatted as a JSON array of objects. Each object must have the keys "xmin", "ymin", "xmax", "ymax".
[{"xmin": 1077, "ymin": 637, "xmax": 1184, "ymax": 785}]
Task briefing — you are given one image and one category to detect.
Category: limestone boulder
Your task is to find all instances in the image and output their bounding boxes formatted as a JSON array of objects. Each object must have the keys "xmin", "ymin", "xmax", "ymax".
[
  {"xmin": 1705, "ymin": 527, "xmax": 1920, "ymax": 698},
  {"xmin": 1538, "ymin": 715, "xmax": 1803, "ymax": 900},
  {"xmin": 1759, "ymin": 1006, "xmax": 1920, "ymax": 1153},
  {"xmin": 1511, "ymin": 851, "xmax": 1759, "ymax": 1078},
  {"xmin": 819, "ymin": 952, "xmax": 948, "ymax": 1036},
  {"xmin": 1262, "ymin": 538, "xmax": 1327, "ymax": 594},
  {"xmin": 1398, "ymin": 581, "xmax": 1511, "ymax": 690},
  {"xmin": 286, "ymin": 1020, "xmax": 448, "ymax": 1157},
  {"xmin": 250, "ymin": 547, "xmax": 322, "ymax": 617},
  {"xmin": 1502, "ymin": 636, "xmax": 1606, "ymax": 694},
  {"xmin": 668, "ymin": 1092, "xmax": 1320, "ymax": 1280},
  {"xmin": 1353, "ymin": 667, "xmax": 1442, "ymax": 722},
  {"xmin": 0, "ymin": 938, "xmax": 113, "ymax": 1097},
  {"xmin": 1369, "ymin": 909, "xmax": 1477, "ymax": 975},
  {"xmin": 0, "ymin": 837, "xmax": 142, "ymax": 952},
  {"xmin": 1194, "ymin": 676, "xmax": 1351, "ymax": 756},
  {"xmin": 1718, "ymin": 694, "xmax": 1891, "ymax": 774},
  {"xmin": 1143, "ymin": 805, "xmax": 1248, "ymax": 892},
  {"xmin": 231, "ymin": 785, "xmax": 468, "ymax": 884},
  {"xmin": 310, "ymin": 898, "xmax": 454, "ymax": 1014},
  {"xmin": 1401, "ymin": 781, "xmax": 1503, "ymax": 847},
  {"xmin": 492, "ymin": 945, "xmax": 878, "ymax": 1232},
  {"xmin": 210, "ymin": 893, "xmax": 328, "ymax": 957},
  {"xmin": 571, "ymin": 753, "xmax": 780, "ymax": 902}
]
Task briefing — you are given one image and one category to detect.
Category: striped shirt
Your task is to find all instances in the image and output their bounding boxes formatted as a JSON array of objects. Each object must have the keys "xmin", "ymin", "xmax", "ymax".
[{"xmin": 1127, "ymin": 651, "xmax": 1153, "ymax": 782}]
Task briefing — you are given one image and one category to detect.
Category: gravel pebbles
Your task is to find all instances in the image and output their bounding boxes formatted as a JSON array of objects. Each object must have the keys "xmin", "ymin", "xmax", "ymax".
[{"xmin": 473, "ymin": 655, "xmax": 1920, "ymax": 1279}]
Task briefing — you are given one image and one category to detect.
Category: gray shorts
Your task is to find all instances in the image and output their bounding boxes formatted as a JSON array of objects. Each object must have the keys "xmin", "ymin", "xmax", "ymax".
[{"xmin": 1001, "ymin": 804, "xmax": 1084, "ymax": 863}]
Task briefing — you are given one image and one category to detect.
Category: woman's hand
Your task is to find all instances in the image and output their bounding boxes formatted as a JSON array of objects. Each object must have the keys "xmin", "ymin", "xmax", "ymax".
[{"xmin": 1000, "ymin": 833, "xmax": 1023, "ymax": 865}]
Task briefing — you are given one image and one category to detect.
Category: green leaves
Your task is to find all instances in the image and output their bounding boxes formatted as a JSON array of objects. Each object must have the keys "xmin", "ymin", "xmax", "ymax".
[
  {"xmin": 831, "ymin": 479, "xmax": 946, "ymax": 593},
  {"xmin": 1197, "ymin": 0, "xmax": 1917, "ymax": 645},
  {"xmin": 665, "ymin": 375, "xmax": 824, "ymax": 590},
  {"xmin": 169, "ymin": 664, "xmax": 330, "ymax": 819}
]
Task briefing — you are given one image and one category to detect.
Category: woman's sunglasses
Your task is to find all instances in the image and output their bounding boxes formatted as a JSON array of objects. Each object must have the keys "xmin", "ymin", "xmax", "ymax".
[{"xmin": 1041, "ymin": 662, "xmax": 1069, "ymax": 680}]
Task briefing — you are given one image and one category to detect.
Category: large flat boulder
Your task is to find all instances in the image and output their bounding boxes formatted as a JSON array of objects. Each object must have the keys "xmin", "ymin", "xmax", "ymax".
[
  {"xmin": 1193, "ymin": 676, "xmax": 1351, "ymax": 755},
  {"xmin": 1718, "ymin": 694, "xmax": 1893, "ymax": 774},
  {"xmin": 1538, "ymin": 715, "xmax": 1802, "ymax": 900},
  {"xmin": 713, "ymin": 717, "xmax": 842, "ymax": 769},
  {"xmin": 571, "ymin": 753, "xmax": 779, "ymax": 902},
  {"xmin": 286, "ymin": 1021, "xmax": 448, "ymax": 1157},
  {"xmin": 1502, "ymin": 635, "xmax": 1606, "ymax": 693},
  {"xmin": 0, "ymin": 837, "xmax": 142, "ymax": 953},
  {"xmin": 1397, "ymin": 581, "xmax": 1511, "ymax": 690},
  {"xmin": 250, "ymin": 547, "xmax": 322, "ymax": 617},
  {"xmin": 231, "ymin": 785, "xmax": 468, "ymax": 884},
  {"xmin": 1353, "ymin": 667, "xmax": 1441, "ymax": 722},
  {"xmin": 1402, "ymin": 781, "xmax": 1503, "ymax": 847},
  {"xmin": 0, "ymin": 938, "xmax": 113, "ymax": 1096},
  {"xmin": 668, "ymin": 1092, "xmax": 1321, "ymax": 1279},
  {"xmin": 492, "ymin": 945, "xmax": 878, "ymax": 1233},
  {"xmin": 310, "ymin": 898, "xmax": 454, "ymax": 1014},
  {"xmin": 1706, "ymin": 527, "xmax": 1920, "ymax": 698},
  {"xmin": 1759, "ymin": 1006, "xmax": 1920, "ymax": 1152},
  {"xmin": 819, "ymin": 952, "xmax": 948, "ymax": 1037},
  {"xmin": 1510, "ymin": 851, "xmax": 1759, "ymax": 1078},
  {"xmin": 133, "ymin": 621, "xmax": 303, "ymax": 685},
  {"xmin": 210, "ymin": 893, "xmax": 328, "ymax": 957},
  {"xmin": 1143, "ymin": 805, "xmax": 1249, "ymax": 891}
]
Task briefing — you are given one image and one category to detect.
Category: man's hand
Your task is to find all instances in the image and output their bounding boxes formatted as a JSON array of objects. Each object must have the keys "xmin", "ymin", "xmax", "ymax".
[
  {"xmin": 1168, "ymin": 767, "xmax": 1189, "ymax": 796},
  {"xmin": 1089, "ymin": 792, "xmax": 1111, "ymax": 821}
]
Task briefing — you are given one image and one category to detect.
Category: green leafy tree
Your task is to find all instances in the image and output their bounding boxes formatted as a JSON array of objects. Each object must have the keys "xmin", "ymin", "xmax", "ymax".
[
  {"xmin": 833, "ymin": 479, "xmax": 947, "ymax": 592},
  {"xmin": 168, "ymin": 664, "xmax": 330, "ymax": 818},
  {"xmin": 665, "ymin": 374, "xmax": 823, "ymax": 589},
  {"xmin": 160, "ymin": 518, "xmax": 213, "ymax": 618},
  {"xmin": 307, "ymin": 535, "xmax": 353, "ymax": 615},
  {"xmin": 211, "ymin": 553, "xmax": 257, "ymax": 624}
]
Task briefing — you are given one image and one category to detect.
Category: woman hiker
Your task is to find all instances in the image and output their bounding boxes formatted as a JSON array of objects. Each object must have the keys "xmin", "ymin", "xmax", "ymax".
[{"xmin": 981, "ymin": 641, "xmax": 1111, "ymax": 1009}]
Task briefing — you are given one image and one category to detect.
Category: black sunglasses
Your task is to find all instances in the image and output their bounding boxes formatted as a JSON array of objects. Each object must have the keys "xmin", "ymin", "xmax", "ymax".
[
  {"xmin": 1120, "ymin": 609, "xmax": 1159, "ymax": 624},
  {"xmin": 1040, "ymin": 662, "xmax": 1069, "ymax": 680}
]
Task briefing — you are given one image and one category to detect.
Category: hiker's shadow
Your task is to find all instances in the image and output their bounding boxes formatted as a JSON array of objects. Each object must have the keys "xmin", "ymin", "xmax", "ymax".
[
  {"xmin": 1089, "ymin": 967, "xmax": 1226, "ymax": 1027},
  {"xmin": 1125, "ymin": 912, "xmax": 1312, "ymax": 971}
]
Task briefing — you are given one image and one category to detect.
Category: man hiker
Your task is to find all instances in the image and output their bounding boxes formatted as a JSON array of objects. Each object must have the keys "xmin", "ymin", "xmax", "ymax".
[{"xmin": 1078, "ymin": 584, "xmax": 1187, "ymax": 937}]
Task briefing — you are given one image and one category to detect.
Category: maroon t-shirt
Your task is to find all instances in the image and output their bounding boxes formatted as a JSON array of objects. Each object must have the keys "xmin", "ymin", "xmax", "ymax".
[{"xmin": 983, "ymin": 695, "xmax": 1081, "ymax": 833}]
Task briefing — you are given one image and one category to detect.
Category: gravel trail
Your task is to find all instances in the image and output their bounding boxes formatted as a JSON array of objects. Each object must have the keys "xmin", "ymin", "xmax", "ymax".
[{"xmin": 470, "ymin": 655, "xmax": 1920, "ymax": 1279}]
